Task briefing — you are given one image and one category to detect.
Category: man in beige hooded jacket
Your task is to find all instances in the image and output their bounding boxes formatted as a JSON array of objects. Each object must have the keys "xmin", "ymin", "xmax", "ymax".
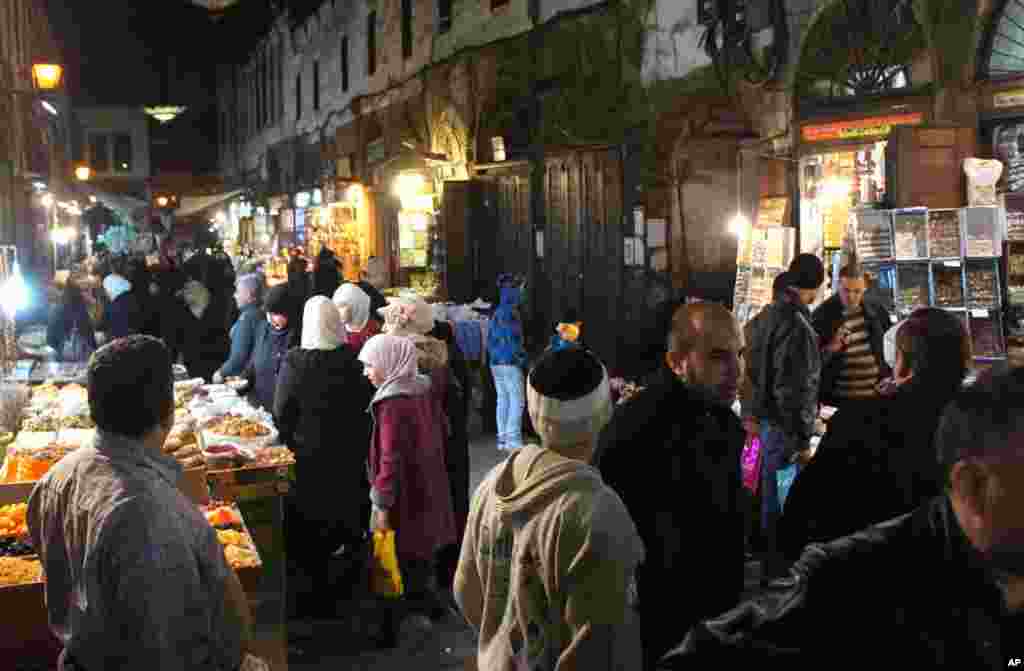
[{"xmin": 455, "ymin": 346, "xmax": 644, "ymax": 671}]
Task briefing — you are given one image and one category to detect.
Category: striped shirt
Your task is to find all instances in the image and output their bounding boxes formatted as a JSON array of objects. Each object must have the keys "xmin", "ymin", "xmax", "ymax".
[{"xmin": 836, "ymin": 307, "xmax": 880, "ymax": 401}]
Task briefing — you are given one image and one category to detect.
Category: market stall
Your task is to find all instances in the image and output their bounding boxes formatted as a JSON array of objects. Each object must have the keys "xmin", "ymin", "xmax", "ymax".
[{"xmin": 0, "ymin": 376, "xmax": 295, "ymax": 669}]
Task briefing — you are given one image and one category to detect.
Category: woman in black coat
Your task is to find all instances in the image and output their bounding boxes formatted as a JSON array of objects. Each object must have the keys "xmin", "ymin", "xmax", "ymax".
[
  {"xmin": 243, "ymin": 284, "xmax": 299, "ymax": 412},
  {"xmin": 47, "ymin": 277, "xmax": 97, "ymax": 360},
  {"xmin": 778, "ymin": 308, "xmax": 971, "ymax": 561},
  {"xmin": 275, "ymin": 296, "xmax": 374, "ymax": 617},
  {"xmin": 427, "ymin": 319, "xmax": 471, "ymax": 592}
]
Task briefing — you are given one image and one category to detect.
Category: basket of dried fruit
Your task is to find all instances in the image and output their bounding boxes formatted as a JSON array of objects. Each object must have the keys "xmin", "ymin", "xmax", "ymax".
[{"xmin": 202, "ymin": 415, "xmax": 277, "ymax": 449}]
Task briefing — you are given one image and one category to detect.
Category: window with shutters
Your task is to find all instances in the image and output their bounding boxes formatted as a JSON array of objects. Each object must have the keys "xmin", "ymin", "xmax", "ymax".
[
  {"xmin": 438, "ymin": 0, "xmax": 452, "ymax": 33},
  {"xmin": 368, "ymin": 11, "xmax": 377, "ymax": 75},
  {"xmin": 313, "ymin": 60, "xmax": 320, "ymax": 111},
  {"xmin": 402, "ymin": 0, "xmax": 413, "ymax": 60},
  {"xmin": 341, "ymin": 36, "xmax": 349, "ymax": 92}
]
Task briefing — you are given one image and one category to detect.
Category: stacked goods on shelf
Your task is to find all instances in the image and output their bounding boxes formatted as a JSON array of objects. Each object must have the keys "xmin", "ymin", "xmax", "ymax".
[
  {"xmin": 927, "ymin": 210, "xmax": 962, "ymax": 258},
  {"xmin": 897, "ymin": 264, "xmax": 929, "ymax": 313},
  {"xmin": 933, "ymin": 263, "xmax": 964, "ymax": 307},
  {"xmin": 962, "ymin": 207, "xmax": 1000, "ymax": 257},
  {"xmin": 893, "ymin": 210, "xmax": 928, "ymax": 260},
  {"xmin": 855, "ymin": 210, "xmax": 894, "ymax": 261},
  {"xmin": 966, "ymin": 263, "xmax": 999, "ymax": 309}
]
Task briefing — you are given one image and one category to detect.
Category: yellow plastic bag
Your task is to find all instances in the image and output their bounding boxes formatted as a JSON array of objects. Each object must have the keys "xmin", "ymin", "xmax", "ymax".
[{"xmin": 369, "ymin": 529, "xmax": 404, "ymax": 598}]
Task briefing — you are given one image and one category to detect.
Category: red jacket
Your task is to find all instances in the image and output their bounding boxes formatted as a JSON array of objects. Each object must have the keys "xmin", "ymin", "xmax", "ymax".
[{"xmin": 368, "ymin": 389, "xmax": 456, "ymax": 560}]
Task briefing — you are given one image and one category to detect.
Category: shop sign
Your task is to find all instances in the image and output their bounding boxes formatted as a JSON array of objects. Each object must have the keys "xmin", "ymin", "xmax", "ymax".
[
  {"xmin": 994, "ymin": 88, "xmax": 1024, "ymax": 109},
  {"xmin": 801, "ymin": 113, "xmax": 923, "ymax": 142},
  {"xmin": 755, "ymin": 197, "xmax": 788, "ymax": 228}
]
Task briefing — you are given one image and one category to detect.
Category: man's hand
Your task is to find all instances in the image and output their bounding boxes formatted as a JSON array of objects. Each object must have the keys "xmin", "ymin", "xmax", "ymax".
[
  {"xmin": 794, "ymin": 448, "xmax": 815, "ymax": 467},
  {"xmin": 372, "ymin": 508, "xmax": 391, "ymax": 531},
  {"xmin": 824, "ymin": 328, "xmax": 847, "ymax": 354}
]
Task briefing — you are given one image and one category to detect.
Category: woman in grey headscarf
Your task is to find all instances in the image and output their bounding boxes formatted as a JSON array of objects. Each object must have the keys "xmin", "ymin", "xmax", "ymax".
[{"xmin": 332, "ymin": 283, "xmax": 381, "ymax": 355}]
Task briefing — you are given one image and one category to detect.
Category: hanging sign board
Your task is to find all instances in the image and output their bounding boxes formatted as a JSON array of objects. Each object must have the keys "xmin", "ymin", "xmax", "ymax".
[
  {"xmin": 994, "ymin": 88, "xmax": 1024, "ymax": 109},
  {"xmin": 801, "ymin": 113, "xmax": 923, "ymax": 143},
  {"xmin": 755, "ymin": 197, "xmax": 788, "ymax": 229}
]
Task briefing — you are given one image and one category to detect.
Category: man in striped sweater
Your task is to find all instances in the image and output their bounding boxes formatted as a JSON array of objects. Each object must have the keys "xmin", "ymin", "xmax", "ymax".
[{"xmin": 811, "ymin": 264, "xmax": 892, "ymax": 407}]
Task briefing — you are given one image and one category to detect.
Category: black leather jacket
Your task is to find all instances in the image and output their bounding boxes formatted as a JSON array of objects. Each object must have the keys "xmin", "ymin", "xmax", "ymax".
[
  {"xmin": 747, "ymin": 291, "xmax": 821, "ymax": 455},
  {"xmin": 660, "ymin": 497, "xmax": 1024, "ymax": 670}
]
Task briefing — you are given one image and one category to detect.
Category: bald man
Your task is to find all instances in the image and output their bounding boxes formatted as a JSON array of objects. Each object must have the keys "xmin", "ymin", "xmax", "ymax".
[{"xmin": 596, "ymin": 303, "xmax": 746, "ymax": 670}]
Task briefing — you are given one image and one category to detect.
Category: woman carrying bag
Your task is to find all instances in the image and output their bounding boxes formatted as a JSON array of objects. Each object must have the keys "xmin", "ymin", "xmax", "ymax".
[{"xmin": 359, "ymin": 334, "xmax": 457, "ymax": 646}]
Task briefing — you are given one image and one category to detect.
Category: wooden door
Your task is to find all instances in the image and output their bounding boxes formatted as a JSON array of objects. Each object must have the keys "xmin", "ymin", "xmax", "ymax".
[{"xmin": 887, "ymin": 125, "xmax": 977, "ymax": 209}]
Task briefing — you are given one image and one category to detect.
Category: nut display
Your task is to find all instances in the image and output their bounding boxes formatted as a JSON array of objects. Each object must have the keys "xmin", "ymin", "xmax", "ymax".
[
  {"xmin": 927, "ymin": 210, "xmax": 961, "ymax": 258},
  {"xmin": 933, "ymin": 267, "xmax": 964, "ymax": 306},
  {"xmin": 966, "ymin": 266, "xmax": 998, "ymax": 308}
]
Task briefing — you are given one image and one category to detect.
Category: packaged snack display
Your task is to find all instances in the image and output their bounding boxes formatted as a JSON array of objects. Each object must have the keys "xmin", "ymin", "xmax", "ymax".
[
  {"xmin": 966, "ymin": 263, "xmax": 999, "ymax": 309},
  {"xmin": 926, "ymin": 209, "xmax": 962, "ymax": 258},
  {"xmin": 933, "ymin": 263, "xmax": 964, "ymax": 307},
  {"xmin": 893, "ymin": 210, "xmax": 928, "ymax": 259},
  {"xmin": 855, "ymin": 210, "xmax": 894, "ymax": 261}
]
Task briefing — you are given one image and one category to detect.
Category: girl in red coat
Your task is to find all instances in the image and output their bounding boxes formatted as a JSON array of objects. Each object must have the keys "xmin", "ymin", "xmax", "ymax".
[{"xmin": 359, "ymin": 334, "xmax": 457, "ymax": 638}]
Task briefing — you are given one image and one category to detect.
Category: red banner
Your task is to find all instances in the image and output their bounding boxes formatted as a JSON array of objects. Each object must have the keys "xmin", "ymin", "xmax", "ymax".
[{"xmin": 802, "ymin": 112, "xmax": 924, "ymax": 142}]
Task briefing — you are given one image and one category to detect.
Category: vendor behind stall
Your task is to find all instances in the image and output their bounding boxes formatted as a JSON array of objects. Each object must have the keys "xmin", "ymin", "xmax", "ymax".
[
  {"xmin": 214, "ymin": 273, "xmax": 266, "ymax": 382},
  {"xmin": 243, "ymin": 284, "xmax": 298, "ymax": 412},
  {"xmin": 26, "ymin": 336, "xmax": 253, "ymax": 669}
]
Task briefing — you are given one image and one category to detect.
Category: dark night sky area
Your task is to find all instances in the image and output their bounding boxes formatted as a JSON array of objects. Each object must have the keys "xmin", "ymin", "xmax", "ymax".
[{"xmin": 44, "ymin": 1, "xmax": 231, "ymax": 174}]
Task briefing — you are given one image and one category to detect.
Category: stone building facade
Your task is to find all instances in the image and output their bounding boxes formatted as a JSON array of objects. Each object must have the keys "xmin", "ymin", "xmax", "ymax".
[{"xmin": 0, "ymin": 0, "xmax": 64, "ymax": 268}]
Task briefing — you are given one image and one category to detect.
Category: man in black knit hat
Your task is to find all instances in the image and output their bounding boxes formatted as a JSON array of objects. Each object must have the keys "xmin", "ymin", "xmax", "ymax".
[{"xmin": 747, "ymin": 253, "xmax": 824, "ymax": 560}]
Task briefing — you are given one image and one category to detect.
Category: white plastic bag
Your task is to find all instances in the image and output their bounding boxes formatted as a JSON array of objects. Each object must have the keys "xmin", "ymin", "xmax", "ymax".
[{"xmin": 963, "ymin": 158, "xmax": 1004, "ymax": 207}]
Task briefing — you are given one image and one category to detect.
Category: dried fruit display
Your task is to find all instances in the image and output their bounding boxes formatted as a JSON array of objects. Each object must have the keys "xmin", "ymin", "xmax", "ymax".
[
  {"xmin": 933, "ymin": 266, "xmax": 964, "ymax": 307},
  {"xmin": 966, "ymin": 266, "xmax": 998, "ymax": 308},
  {"xmin": 205, "ymin": 416, "xmax": 270, "ymax": 439},
  {"xmin": 0, "ymin": 556, "xmax": 41, "ymax": 586},
  {"xmin": 0, "ymin": 503, "xmax": 27, "ymax": 538},
  {"xmin": 927, "ymin": 210, "xmax": 962, "ymax": 258},
  {"xmin": 224, "ymin": 545, "xmax": 260, "ymax": 570}
]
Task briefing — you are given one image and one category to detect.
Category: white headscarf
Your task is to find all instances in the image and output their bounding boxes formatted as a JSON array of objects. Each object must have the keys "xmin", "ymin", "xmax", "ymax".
[
  {"xmin": 103, "ymin": 274, "xmax": 132, "ymax": 302},
  {"xmin": 884, "ymin": 319, "xmax": 905, "ymax": 369},
  {"xmin": 359, "ymin": 334, "xmax": 429, "ymax": 404},
  {"xmin": 333, "ymin": 283, "xmax": 371, "ymax": 332},
  {"xmin": 301, "ymin": 296, "xmax": 344, "ymax": 351},
  {"xmin": 378, "ymin": 295, "xmax": 434, "ymax": 337}
]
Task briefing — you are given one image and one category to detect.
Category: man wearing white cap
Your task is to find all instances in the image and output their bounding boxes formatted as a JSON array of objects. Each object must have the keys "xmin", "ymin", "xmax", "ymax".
[{"xmin": 455, "ymin": 346, "xmax": 644, "ymax": 671}]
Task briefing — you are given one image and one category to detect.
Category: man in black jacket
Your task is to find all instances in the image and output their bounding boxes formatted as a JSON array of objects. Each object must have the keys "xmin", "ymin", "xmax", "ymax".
[
  {"xmin": 596, "ymin": 302, "xmax": 745, "ymax": 670},
  {"xmin": 660, "ymin": 368, "xmax": 1024, "ymax": 669},
  {"xmin": 811, "ymin": 263, "xmax": 891, "ymax": 407},
  {"xmin": 748, "ymin": 253, "xmax": 823, "ymax": 555}
]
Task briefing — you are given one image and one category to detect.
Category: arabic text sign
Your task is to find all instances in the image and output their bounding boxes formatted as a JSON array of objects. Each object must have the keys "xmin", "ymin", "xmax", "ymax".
[{"xmin": 802, "ymin": 113, "xmax": 923, "ymax": 143}]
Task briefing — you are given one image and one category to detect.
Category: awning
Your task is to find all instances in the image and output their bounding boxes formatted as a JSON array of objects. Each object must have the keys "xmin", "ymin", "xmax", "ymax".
[{"xmin": 175, "ymin": 189, "xmax": 244, "ymax": 218}]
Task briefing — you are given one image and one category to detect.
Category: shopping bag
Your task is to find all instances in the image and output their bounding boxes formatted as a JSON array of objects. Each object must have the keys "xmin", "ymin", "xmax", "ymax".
[
  {"xmin": 777, "ymin": 463, "xmax": 799, "ymax": 511},
  {"xmin": 369, "ymin": 529, "xmax": 404, "ymax": 598},
  {"xmin": 741, "ymin": 434, "xmax": 762, "ymax": 495}
]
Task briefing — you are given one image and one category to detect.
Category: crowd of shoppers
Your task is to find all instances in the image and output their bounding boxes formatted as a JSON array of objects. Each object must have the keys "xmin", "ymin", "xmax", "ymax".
[{"xmin": 24, "ymin": 246, "xmax": 1024, "ymax": 670}]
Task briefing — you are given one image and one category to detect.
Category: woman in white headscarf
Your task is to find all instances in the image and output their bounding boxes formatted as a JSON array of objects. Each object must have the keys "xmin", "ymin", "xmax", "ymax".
[
  {"xmin": 274, "ymin": 295, "xmax": 376, "ymax": 619},
  {"xmin": 333, "ymin": 283, "xmax": 381, "ymax": 354}
]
